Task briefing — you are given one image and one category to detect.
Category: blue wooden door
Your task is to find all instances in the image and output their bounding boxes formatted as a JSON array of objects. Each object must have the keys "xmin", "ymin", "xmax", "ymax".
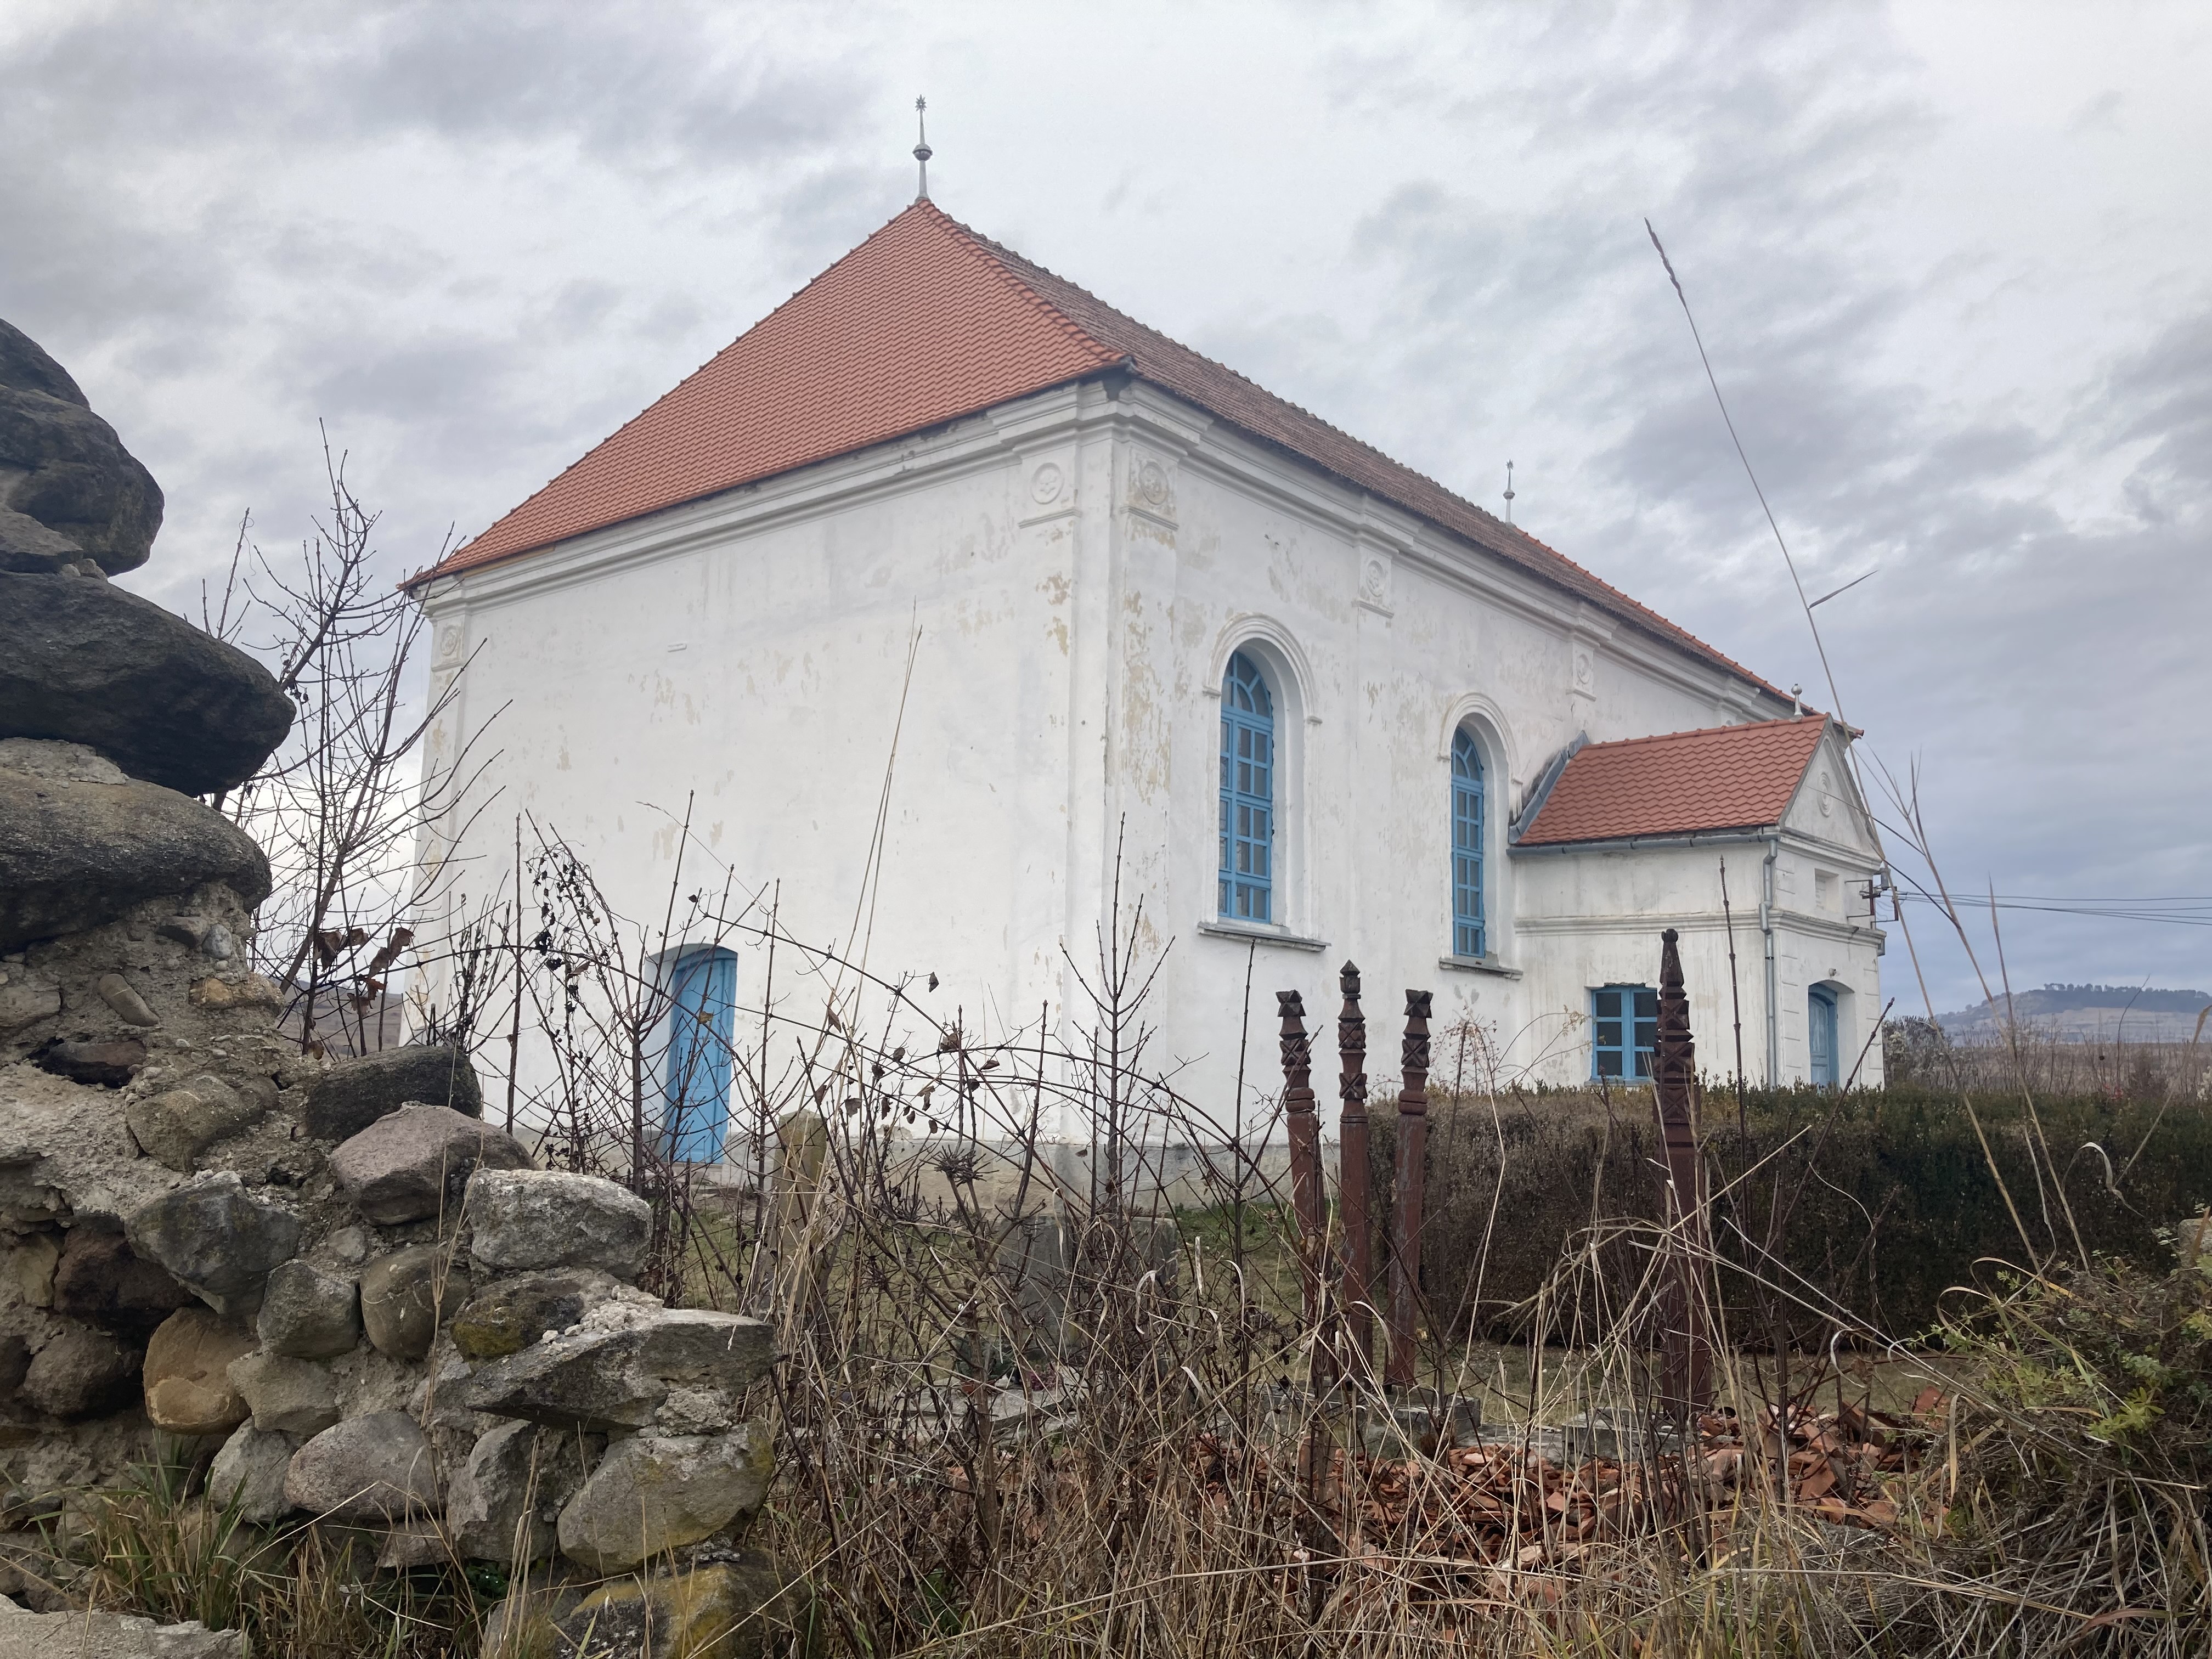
[
  {"xmin": 664, "ymin": 949, "xmax": 735, "ymax": 1163},
  {"xmin": 1808, "ymin": 985, "xmax": 1838, "ymax": 1087}
]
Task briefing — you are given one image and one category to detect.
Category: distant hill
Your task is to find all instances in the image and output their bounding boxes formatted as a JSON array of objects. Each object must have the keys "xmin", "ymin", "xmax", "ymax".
[{"xmin": 1938, "ymin": 984, "xmax": 2212, "ymax": 1041}]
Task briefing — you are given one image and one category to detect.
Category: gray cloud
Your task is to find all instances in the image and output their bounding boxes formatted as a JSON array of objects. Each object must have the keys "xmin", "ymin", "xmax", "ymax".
[{"xmin": 1, "ymin": 0, "xmax": 2202, "ymax": 1009}]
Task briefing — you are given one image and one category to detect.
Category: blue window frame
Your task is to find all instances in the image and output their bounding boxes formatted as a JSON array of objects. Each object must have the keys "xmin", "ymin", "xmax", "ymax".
[
  {"xmin": 1451, "ymin": 728, "xmax": 1486, "ymax": 958},
  {"xmin": 1808, "ymin": 985, "xmax": 1838, "ymax": 1087},
  {"xmin": 1591, "ymin": 985, "xmax": 1658, "ymax": 1080},
  {"xmin": 1218, "ymin": 651, "xmax": 1274, "ymax": 922},
  {"xmin": 664, "ymin": 947, "xmax": 735, "ymax": 1163}
]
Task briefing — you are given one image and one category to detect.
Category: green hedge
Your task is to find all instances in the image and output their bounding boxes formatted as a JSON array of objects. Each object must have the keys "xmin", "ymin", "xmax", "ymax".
[{"xmin": 1361, "ymin": 1086, "xmax": 2212, "ymax": 1342}]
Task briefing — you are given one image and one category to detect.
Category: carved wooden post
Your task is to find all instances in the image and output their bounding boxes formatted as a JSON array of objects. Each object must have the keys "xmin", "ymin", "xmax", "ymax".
[
  {"xmin": 1654, "ymin": 928, "xmax": 1712, "ymax": 1410},
  {"xmin": 1336, "ymin": 963, "xmax": 1373, "ymax": 1375},
  {"xmin": 1278, "ymin": 991, "xmax": 1325, "ymax": 1337},
  {"xmin": 1387, "ymin": 990, "xmax": 1432, "ymax": 1389}
]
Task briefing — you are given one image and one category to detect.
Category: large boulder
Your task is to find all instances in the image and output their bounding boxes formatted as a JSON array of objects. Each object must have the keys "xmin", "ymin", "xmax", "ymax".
[
  {"xmin": 0, "ymin": 768, "xmax": 270, "ymax": 952},
  {"xmin": 0, "ymin": 317, "xmax": 163, "ymax": 577},
  {"xmin": 125, "ymin": 1173, "xmax": 301, "ymax": 1304},
  {"xmin": 255, "ymin": 1260, "xmax": 359, "ymax": 1359},
  {"xmin": 301, "ymin": 1044, "xmax": 483, "ymax": 1142},
  {"xmin": 358, "ymin": 1244, "xmax": 450, "ymax": 1362},
  {"xmin": 283, "ymin": 1410, "xmax": 441, "ymax": 1522},
  {"xmin": 467, "ymin": 1169, "xmax": 651, "ymax": 1279},
  {"xmin": 0, "ymin": 573, "xmax": 292, "ymax": 794},
  {"xmin": 447, "ymin": 1420, "xmax": 592, "ymax": 1564},
  {"xmin": 328, "ymin": 1104, "xmax": 531, "ymax": 1226},
  {"xmin": 140, "ymin": 1307, "xmax": 254, "ymax": 1436},
  {"xmin": 555, "ymin": 1425, "xmax": 774, "ymax": 1574},
  {"xmin": 52, "ymin": 1222, "xmax": 193, "ymax": 1332},
  {"xmin": 459, "ymin": 1305, "xmax": 773, "ymax": 1436},
  {"xmin": 19, "ymin": 1324, "xmax": 140, "ymax": 1421},
  {"xmin": 451, "ymin": 1268, "xmax": 620, "ymax": 1361},
  {"xmin": 206, "ymin": 1423, "xmax": 298, "ymax": 1525}
]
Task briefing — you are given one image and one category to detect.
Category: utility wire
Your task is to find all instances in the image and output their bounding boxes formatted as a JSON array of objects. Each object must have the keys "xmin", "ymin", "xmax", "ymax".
[
  {"xmin": 1897, "ymin": 893, "xmax": 2212, "ymax": 927},
  {"xmin": 1645, "ymin": 219, "xmax": 1849, "ymax": 730}
]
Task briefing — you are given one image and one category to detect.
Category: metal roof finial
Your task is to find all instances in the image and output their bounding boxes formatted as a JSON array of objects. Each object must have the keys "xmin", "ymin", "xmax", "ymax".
[
  {"xmin": 913, "ymin": 97, "xmax": 933, "ymax": 203},
  {"xmin": 1503, "ymin": 459, "xmax": 1516, "ymax": 526}
]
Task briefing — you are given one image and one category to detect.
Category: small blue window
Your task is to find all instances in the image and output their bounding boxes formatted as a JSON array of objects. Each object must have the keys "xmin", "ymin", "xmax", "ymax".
[
  {"xmin": 1451, "ymin": 728, "xmax": 1485, "ymax": 958},
  {"xmin": 1218, "ymin": 651, "xmax": 1274, "ymax": 922},
  {"xmin": 1808, "ymin": 985, "xmax": 1838, "ymax": 1087},
  {"xmin": 1591, "ymin": 985, "xmax": 1658, "ymax": 1080},
  {"xmin": 664, "ymin": 947, "xmax": 735, "ymax": 1163}
]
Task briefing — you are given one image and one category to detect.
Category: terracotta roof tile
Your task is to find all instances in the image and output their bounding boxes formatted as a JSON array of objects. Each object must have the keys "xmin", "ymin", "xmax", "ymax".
[
  {"xmin": 407, "ymin": 204, "xmax": 1778, "ymax": 696},
  {"xmin": 1517, "ymin": 716, "xmax": 1828, "ymax": 846},
  {"xmin": 415, "ymin": 205, "xmax": 1121, "ymax": 582}
]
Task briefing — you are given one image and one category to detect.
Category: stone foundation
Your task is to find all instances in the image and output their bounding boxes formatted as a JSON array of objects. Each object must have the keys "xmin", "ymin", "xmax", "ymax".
[{"xmin": 0, "ymin": 317, "xmax": 794, "ymax": 1654}]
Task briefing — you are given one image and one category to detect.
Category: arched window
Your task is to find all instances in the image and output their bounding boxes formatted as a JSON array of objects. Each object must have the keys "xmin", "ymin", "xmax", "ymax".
[
  {"xmin": 1451, "ymin": 727, "xmax": 1486, "ymax": 958},
  {"xmin": 664, "ymin": 946, "xmax": 735, "ymax": 1163},
  {"xmin": 1218, "ymin": 650, "xmax": 1274, "ymax": 922}
]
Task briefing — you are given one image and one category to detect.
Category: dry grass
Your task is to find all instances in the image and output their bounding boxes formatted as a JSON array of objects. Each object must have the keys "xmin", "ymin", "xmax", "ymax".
[{"xmin": 65, "ymin": 830, "xmax": 2212, "ymax": 1657}]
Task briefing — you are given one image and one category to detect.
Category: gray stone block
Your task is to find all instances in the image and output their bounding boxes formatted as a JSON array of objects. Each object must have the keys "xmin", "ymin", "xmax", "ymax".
[
  {"xmin": 0, "ymin": 572, "xmax": 292, "ymax": 794},
  {"xmin": 0, "ymin": 1596, "xmax": 246, "ymax": 1657},
  {"xmin": 255, "ymin": 1260, "xmax": 359, "ymax": 1358},
  {"xmin": 0, "ymin": 769, "xmax": 270, "ymax": 952},
  {"xmin": 300, "ymin": 1044, "xmax": 482, "ymax": 1142},
  {"xmin": 447, "ymin": 1419, "xmax": 594, "ymax": 1564},
  {"xmin": 0, "ymin": 318, "xmax": 163, "ymax": 578},
  {"xmin": 126, "ymin": 1074, "xmax": 267, "ymax": 1172},
  {"xmin": 460, "ymin": 1306, "xmax": 774, "ymax": 1436},
  {"xmin": 555, "ymin": 1423, "xmax": 773, "ymax": 1573},
  {"xmin": 283, "ymin": 1410, "xmax": 441, "ymax": 1522},
  {"xmin": 50, "ymin": 1223, "xmax": 193, "ymax": 1335},
  {"xmin": 126, "ymin": 1172, "xmax": 300, "ymax": 1300},
  {"xmin": 450, "ymin": 1267, "xmax": 618, "ymax": 1360},
  {"xmin": 206, "ymin": 1423, "xmax": 298, "ymax": 1523},
  {"xmin": 329, "ymin": 1104, "xmax": 531, "ymax": 1226},
  {"xmin": 359, "ymin": 1244, "xmax": 452, "ymax": 1362},
  {"xmin": 466, "ymin": 1169, "xmax": 650, "ymax": 1279},
  {"xmin": 227, "ymin": 1350, "xmax": 339, "ymax": 1437},
  {"xmin": 19, "ymin": 1324, "xmax": 139, "ymax": 1421}
]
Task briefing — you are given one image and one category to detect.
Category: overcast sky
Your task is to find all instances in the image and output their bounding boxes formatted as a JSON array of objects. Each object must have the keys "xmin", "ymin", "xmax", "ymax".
[{"xmin": 4, "ymin": 1, "xmax": 2205, "ymax": 1014}]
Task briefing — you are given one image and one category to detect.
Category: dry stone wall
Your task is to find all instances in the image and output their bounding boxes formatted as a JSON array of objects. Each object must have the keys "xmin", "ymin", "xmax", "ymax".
[{"xmin": 0, "ymin": 320, "xmax": 786, "ymax": 1650}]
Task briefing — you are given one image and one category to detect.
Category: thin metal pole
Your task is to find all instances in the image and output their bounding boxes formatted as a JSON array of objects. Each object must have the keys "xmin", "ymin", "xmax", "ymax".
[
  {"xmin": 1336, "ymin": 963, "xmax": 1373, "ymax": 1375},
  {"xmin": 1719, "ymin": 857, "xmax": 1747, "ymax": 1143},
  {"xmin": 1387, "ymin": 990, "xmax": 1432, "ymax": 1389}
]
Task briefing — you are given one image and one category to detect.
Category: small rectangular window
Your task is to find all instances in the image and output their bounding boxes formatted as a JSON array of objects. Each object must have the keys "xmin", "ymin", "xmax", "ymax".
[{"xmin": 1591, "ymin": 985, "xmax": 1657, "ymax": 1080}]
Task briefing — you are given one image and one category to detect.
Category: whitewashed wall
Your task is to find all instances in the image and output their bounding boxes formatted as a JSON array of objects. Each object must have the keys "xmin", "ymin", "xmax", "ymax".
[{"xmin": 413, "ymin": 374, "xmax": 1883, "ymax": 1142}]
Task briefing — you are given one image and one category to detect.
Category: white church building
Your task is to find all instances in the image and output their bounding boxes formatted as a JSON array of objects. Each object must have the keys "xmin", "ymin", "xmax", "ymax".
[{"xmin": 405, "ymin": 200, "xmax": 1886, "ymax": 1150}]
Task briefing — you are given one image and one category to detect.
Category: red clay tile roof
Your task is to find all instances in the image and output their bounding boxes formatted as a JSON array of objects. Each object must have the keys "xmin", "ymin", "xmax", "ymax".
[
  {"xmin": 1516, "ymin": 716, "xmax": 1828, "ymax": 846},
  {"xmin": 407, "ymin": 203, "xmax": 1778, "ymax": 695}
]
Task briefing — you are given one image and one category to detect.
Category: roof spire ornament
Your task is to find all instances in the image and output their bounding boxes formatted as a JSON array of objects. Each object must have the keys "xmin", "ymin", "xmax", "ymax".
[
  {"xmin": 1503, "ymin": 459, "xmax": 1515, "ymax": 525},
  {"xmin": 912, "ymin": 97, "xmax": 933, "ymax": 203}
]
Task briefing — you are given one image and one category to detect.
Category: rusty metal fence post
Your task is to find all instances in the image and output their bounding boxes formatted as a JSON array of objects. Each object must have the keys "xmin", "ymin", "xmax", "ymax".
[
  {"xmin": 1335, "ymin": 963, "xmax": 1373, "ymax": 1375},
  {"xmin": 1386, "ymin": 990, "xmax": 1432, "ymax": 1389},
  {"xmin": 1653, "ymin": 928, "xmax": 1712, "ymax": 1410},
  {"xmin": 1277, "ymin": 991, "xmax": 1327, "ymax": 1342}
]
